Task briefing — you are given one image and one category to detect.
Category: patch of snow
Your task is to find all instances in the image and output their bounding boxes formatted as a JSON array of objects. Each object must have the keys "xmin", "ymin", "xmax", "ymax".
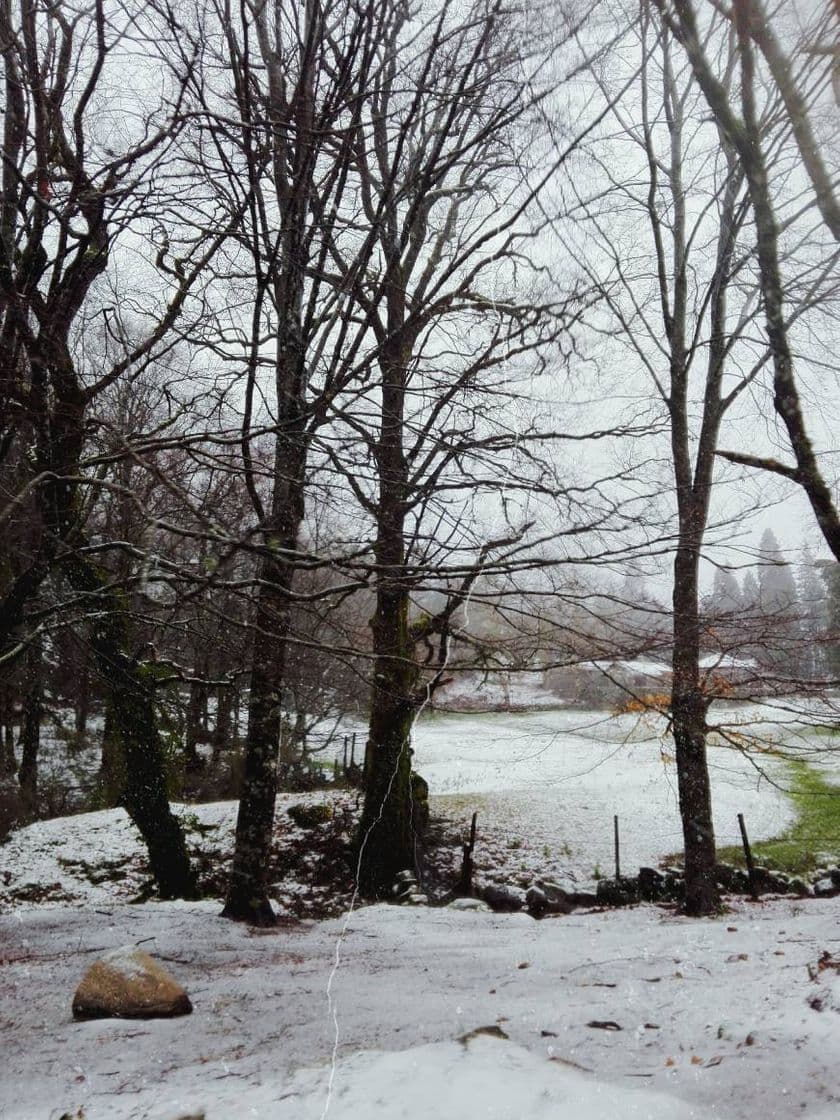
[{"xmin": 1, "ymin": 899, "xmax": 840, "ymax": 1118}]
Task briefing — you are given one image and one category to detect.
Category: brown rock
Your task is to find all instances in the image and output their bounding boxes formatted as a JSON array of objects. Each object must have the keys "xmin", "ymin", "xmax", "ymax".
[{"xmin": 72, "ymin": 946, "xmax": 192, "ymax": 1020}]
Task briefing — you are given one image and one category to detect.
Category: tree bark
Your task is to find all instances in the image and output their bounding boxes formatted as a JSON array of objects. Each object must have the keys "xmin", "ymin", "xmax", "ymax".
[
  {"xmin": 212, "ymin": 684, "xmax": 233, "ymax": 765},
  {"xmin": 222, "ymin": 564, "xmax": 292, "ymax": 925},
  {"xmin": 358, "ymin": 335, "xmax": 420, "ymax": 898},
  {"xmin": 17, "ymin": 637, "xmax": 42, "ymax": 816},
  {"xmin": 73, "ymin": 640, "xmax": 90, "ymax": 749},
  {"xmin": 672, "ymin": 543, "xmax": 718, "ymax": 915},
  {"xmin": 66, "ymin": 553, "xmax": 198, "ymax": 899},
  {"xmin": 184, "ymin": 675, "xmax": 205, "ymax": 773},
  {"xmin": 358, "ymin": 581, "xmax": 418, "ymax": 897},
  {"xmin": 0, "ymin": 681, "xmax": 16, "ymax": 775},
  {"xmin": 97, "ymin": 696, "xmax": 123, "ymax": 809}
]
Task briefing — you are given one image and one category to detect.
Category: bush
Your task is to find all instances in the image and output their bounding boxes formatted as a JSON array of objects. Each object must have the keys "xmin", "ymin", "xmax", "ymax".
[{"xmin": 288, "ymin": 803, "xmax": 332, "ymax": 829}]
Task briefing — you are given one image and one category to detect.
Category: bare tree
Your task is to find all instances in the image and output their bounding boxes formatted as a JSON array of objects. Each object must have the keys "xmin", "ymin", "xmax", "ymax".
[
  {"xmin": 566, "ymin": 0, "xmax": 778, "ymax": 912},
  {"xmin": 175, "ymin": 0, "xmax": 397, "ymax": 922},
  {"xmin": 0, "ymin": 0, "xmax": 231, "ymax": 897},
  {"xmin": 320, "ymin": 0, "xmax": 641, "ymax": 896},
  {"xmin": 655, "ymin": 0, "xmax": 840, "ymax": 560}
]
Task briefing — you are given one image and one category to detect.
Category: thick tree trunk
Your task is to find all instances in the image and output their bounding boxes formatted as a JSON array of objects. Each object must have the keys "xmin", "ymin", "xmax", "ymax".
[
  {"xmin": 358, "ymin": 583, "xmax": 417, "ymax": 897},
  {"xmin": 671, "ymin": 543, "xmax": 719, "ymax": 915},
  {"xmin": 17, "ymin": 638, "xmax": 42, "ymax": 816},
  {"xmin": 67, "ymin": 555, "xmax": 198, "ymax": 900},
  {"xmin": 358, "ymin": 336, "xmax": 420, "ymax": 898},
  {"xmin": 222, "ymin": 568, "xmax": 291, "ymax": 925}
]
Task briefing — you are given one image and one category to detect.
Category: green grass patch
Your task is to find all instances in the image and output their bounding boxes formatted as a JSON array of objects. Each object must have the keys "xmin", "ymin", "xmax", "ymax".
[
  {"xmin": 717, "ymin": 759, "xmax": 840, "ymax": 875},
  {"xmin": 806, "ymin": 724, "xmax": 840, "ymax": 740}
]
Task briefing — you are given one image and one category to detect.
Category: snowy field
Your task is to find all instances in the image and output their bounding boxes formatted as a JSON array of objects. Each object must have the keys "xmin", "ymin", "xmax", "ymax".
[
  {"xmin": 3, "ymin": 897, "xmax": 840, "ymax": 1119},
  {"xmin": 2, "ymin": 703, "xmax": 837, "ymax": 1118},
  {"xmin": 412, "ymin": 707, "xmax": 797, "ymax": 884}
]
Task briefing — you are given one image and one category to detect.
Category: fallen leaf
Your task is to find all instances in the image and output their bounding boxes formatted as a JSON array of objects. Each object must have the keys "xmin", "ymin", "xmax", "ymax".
[
  {"xmin": 587, "ymin": 1020, "xmax": 622, "ymax": 1031},
  {"xmin": 459, "ymin": 1025, "xmax": 509, "ymax": 1044},
  {"xmin": 549, "ymin": 1055, "xmax": 593, "ymax": 1072}
]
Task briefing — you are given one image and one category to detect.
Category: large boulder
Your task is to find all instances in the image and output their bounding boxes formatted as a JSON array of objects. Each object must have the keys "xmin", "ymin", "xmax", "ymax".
[{"xmin": 72, "ymin": 946, "xmax": 192, "ymax": 1020}]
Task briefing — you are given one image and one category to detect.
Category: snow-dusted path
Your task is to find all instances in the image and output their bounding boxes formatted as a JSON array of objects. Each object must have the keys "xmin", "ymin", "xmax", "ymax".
[{"xmin": 2, "ymin": 897, "xmax": 840, "ymax": 1119}]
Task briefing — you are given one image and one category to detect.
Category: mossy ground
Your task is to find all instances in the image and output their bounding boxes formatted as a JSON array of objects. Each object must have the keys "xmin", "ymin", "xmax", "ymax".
[{"xmin": 717, "ymin": 758, "xmax": 840, "ymax": 876}]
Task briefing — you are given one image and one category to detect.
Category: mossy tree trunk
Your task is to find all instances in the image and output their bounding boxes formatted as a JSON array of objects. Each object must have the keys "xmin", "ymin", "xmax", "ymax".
[
  {"xmin": 358, "ymin": 582, "xmax": 418, "ymax": 897},
  {"xmin": 69, "ymin": 557, "xmax": 199, "ymax": 899},
  {"xmin": 358, "ymin": 330, "xmax": 421, "ymax": 898}
]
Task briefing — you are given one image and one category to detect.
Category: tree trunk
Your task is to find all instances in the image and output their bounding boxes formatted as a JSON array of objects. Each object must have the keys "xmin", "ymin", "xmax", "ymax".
[
  {"xmin": 66, "ymin": 554, "xmax": 198, "ymax": 900},
  {"xmin": 17, "ymin": 638, "xmax": 42, "ymax": 817},
  {"xmin": 222, "ymin": 568, "xmax": 291, "ymax": 925},
  {"xmin": 358, "ymin": 582, "xmax": 417, "ymax": 897},
  {"xmin": 184, "ymin": 676, "xmax": 205, "ymax": 773},
  {"xmin": 98, "ymin": 696, "xmax": 124, "ymax": 808},
  {"xmin": 211, "ymin": 684, "xmax": 233, "ymax": 765},
  {"xmin": 358, "ymin": 337, "xmax": 420, "ymax": 898},
  {"xmin": 0, "ymin": 682, "xmax": 16, "ymax": 775},
  {"xmin": 671, "ymin": 542, "xmax": 719, "ymax": 915},
  {"xmin": 73, "ymin": 641, "xmax": 90, "ymax": 749}
]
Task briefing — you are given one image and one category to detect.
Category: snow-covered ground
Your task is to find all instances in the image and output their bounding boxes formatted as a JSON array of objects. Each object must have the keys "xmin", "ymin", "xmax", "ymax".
[
  {"xmin": 3, "ymin": 896, "xmax": 840, "ymax": 1119},
  {"xmin": 1, "ymin": 705, "xmax": 839, "ymax": 1117},
  {"xmin": 412, "ymin": 708, "xmax": 796, "ymax": 885},
  {"xmin": 1, "ymin": 707, "xmax": 798, "ymax": 910}
]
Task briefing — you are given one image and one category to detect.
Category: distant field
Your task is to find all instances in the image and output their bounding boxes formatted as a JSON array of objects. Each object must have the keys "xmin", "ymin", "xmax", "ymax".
[{"xmin": 411, "ymin": 707, "xmax": 797, "ymax": 886}]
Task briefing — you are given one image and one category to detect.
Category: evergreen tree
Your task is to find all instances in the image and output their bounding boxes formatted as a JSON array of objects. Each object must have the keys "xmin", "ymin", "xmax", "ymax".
[
  {"xmin": 798, "ymin": 547, "xmax": 829, "ymax": 678},
  {"xmin": 757, "ymin": 529, "xmax": 797, "ymax": 614}
]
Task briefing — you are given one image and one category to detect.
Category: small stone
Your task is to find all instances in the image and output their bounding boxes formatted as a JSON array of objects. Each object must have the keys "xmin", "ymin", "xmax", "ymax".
[
  {"xmin": 789, "ymin": 877, "xmax": 812, "ymax": 896},
  {"xmin": 448, "ymin": 897, "xmax": 491, "ymax": 912},
  {"xmin": 814, "ymin": 877, "xmax": 836, "ymax": 897},
  {"xmin": 72, "ymin": 947, "xmax": 192, "ymax": 1020}
]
